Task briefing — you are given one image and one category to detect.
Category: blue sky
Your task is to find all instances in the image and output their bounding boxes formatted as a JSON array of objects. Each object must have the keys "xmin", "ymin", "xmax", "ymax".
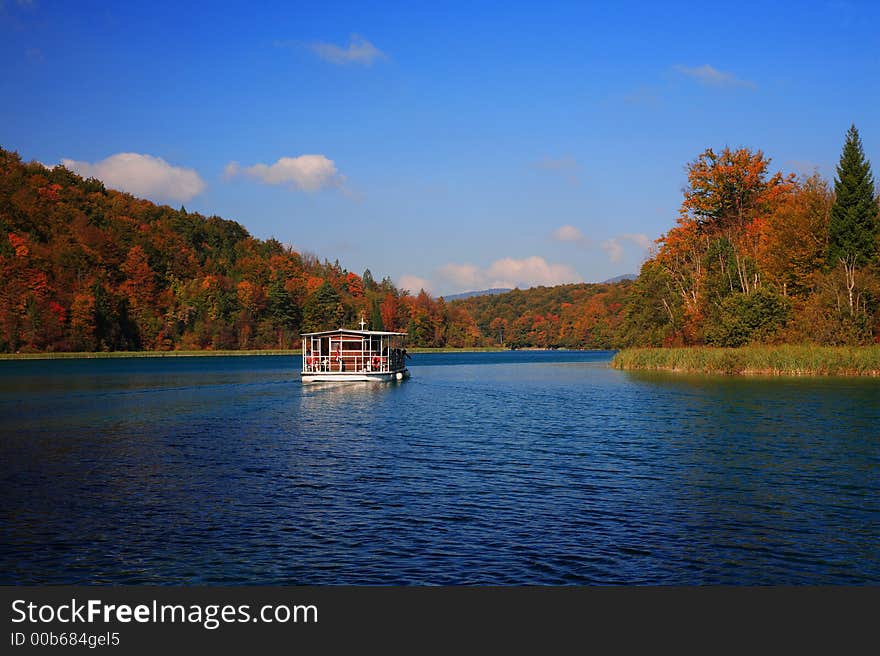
[{"xmin": 2, "ymin": 0, "xmax": 879, "ymax": 295}]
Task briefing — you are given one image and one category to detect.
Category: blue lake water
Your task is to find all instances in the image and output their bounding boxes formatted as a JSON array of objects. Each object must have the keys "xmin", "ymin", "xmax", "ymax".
[{"xmin": 1, "ymin": 351, "xmax": 878, "ymax": 584}]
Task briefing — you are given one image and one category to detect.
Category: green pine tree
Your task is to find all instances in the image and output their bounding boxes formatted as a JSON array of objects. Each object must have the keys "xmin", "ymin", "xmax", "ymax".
[
  {"xmin": 370, "ymin": 297, "xmax": 384, "ymax": 330},
  {"xmin": 362, "ymin": 269, "xmax": 377, "ymax": 291},
  {"xmin": 302, "ymin": 282, "xmax": 344, "ymax": 332},
  {"xmin": 827, "ymin": 125, "xmax": 878, "ymax": 268},
  {"xmin": 267, "ymin": 279, "xmax": 301, "ymax": 347}
]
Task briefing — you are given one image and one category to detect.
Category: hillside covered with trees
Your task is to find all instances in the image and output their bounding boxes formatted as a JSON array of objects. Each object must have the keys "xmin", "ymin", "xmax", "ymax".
[
  {"xmin": 0, "ymin": 145, "xmax": 617, "ymax": 353},
  {"xmin": 620, "ymin": 125, "xmax": 880, "ymax": 347},
  {"xmin": 2, "ymin": 124, "xmax": 878, "ymax": 354},
  {"xmin": 0, "ymin": 146, "xmax": 476, "ymax": 352},
  {"xmin": 451, "ymin": 282, "xmax": 630, "ymax": 349}
]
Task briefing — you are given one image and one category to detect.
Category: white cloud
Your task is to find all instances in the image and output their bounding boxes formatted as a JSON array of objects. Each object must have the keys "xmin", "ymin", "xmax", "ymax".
[
  {"xmin": 434, "ymin": 256, "xmax": 582, "ymax": 293},
  {"xmin": 226, "ymin": 155, "xmax": 343, "ymax": 192},
  {"xmin": 621, "ymin": 233, "xmax": 653, "ymax": 251},
  {"xmin": 601, "ymin": 239, "xmax": 624, "ymax": 263},
  {"xmin": 223, "ymin": 161, "xmax": 241, "ymax": 180},
  {"xmin": 307, "ymin": 35, "xmax": 387, "ymax": 66},
  {"xmin": 553, "ymin": 226, "xmax": 648, "ymax": 253},
  {"xmin": 673, "ymin": 64, "xmax": 755, "ymax": 89},
  {"xmin": 61, "ymin": 153, "xmax": 206, "ymax": 202},
  {"xmin": 487, "ymin": 256, "xmax": 581, "ymax": 288},
  {"xmin": 398, "ymin": 274, "xmax": 431, "ymax": 294},
  {"xmin": 437, "ymin": 263, "xmax": 483, "ymax": 290},
  {"xmin": 601, "ymin": 233, "xmax": 654, "ymax": 263},
  {"xmin": 551, "ymin": 224, "xmax": 587, "ymax": 244}
]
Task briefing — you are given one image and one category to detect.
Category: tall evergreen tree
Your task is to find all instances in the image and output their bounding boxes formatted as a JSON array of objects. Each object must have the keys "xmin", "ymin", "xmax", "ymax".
[
  {"xmin": 267, "ymin": 279, "xmax": 300, "ymax": 347},
  {"xmin": 370, "ymin": 297, "xmax": 384, "ymax": 330},
  {"xmin": 362, "ymin": 269, "xmax": 377, "ymax": 291},
  {"xmin": 827, "ymin": 125, "xmax": 878, "ymax": 267},
  {"xmin": 302, "ymin": 282, "xmax": 343, "ymax": 332}
]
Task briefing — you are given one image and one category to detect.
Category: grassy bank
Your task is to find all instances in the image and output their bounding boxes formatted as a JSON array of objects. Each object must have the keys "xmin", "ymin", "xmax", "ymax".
[
  {"xmin": 612, "ymin": 345, "xmax": 880, "ymax": 376},
  {"xmin": 0, "ymin": 346, "xmax": 508, "ymax": 360}
]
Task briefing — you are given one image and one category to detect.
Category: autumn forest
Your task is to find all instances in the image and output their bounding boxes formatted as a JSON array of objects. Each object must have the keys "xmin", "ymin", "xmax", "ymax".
[{"xmin": 1, "ymin": 125, "xmax": 878, "ymax": 354}]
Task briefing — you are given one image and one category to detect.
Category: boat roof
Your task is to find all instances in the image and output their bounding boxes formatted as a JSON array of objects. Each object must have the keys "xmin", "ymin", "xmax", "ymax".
[{"xmin": 300, "ymin": 328, "xmax": 408, "ymax": 337}]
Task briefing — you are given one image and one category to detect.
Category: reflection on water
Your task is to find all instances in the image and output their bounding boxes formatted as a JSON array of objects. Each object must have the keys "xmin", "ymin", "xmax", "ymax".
[{"xmin": 0, "ymin": 352, "xmax": 877, "ymax": 584}]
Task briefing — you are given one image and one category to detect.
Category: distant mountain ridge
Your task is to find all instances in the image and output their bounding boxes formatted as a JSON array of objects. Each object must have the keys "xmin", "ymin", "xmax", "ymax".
[
  {"xmin": 442, "ymin": 288, "xmax": 513, "ymax": 301},
  {"xmin": 600, "ymin": 274, "xmax": 637, "ymax": 284},
  {"xmin": 444, "ymin": 276, "xmax": 634, "ymax": 301}
]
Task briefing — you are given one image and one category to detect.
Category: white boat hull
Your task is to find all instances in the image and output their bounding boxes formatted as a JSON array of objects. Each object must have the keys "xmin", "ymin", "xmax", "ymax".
[{"xmin": 301, "ymin": 369, "xmax": 410, "ymax": 383}]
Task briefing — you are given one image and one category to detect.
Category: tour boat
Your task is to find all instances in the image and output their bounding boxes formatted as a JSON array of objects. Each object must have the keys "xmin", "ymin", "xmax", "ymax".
[{"xmin": 300, "ymin": 324, "xmax": 411, "ymax": 383}]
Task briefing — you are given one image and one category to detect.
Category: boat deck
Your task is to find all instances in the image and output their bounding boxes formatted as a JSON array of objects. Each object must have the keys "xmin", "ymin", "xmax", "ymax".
[{"xmin": 300, "ymin": 327, "xmax": 410, "ymax": 383}]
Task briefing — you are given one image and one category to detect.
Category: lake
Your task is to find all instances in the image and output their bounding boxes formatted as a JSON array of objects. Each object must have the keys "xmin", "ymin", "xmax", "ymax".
[{"xmin": 1, "ymin": 350, "xmax": 877, "ymax": 584}]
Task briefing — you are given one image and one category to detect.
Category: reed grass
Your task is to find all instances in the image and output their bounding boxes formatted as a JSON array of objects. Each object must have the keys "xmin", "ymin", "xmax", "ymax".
[{"xmin": 611, "ymin": 345, "xmax": 880, "ymax": 376}]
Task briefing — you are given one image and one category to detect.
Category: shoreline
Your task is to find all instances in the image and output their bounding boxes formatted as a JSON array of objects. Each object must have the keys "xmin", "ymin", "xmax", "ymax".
[
  {"xmin": 612, "ymin": 345, "xmax": 880, "ymax": 377},
  {"xmin": 0, "ymin": 346, "xmax": 510, "ymax": 361}
]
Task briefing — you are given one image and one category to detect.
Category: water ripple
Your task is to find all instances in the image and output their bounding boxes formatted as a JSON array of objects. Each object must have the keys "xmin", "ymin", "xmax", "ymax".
[{"xmin": 0, "ymin": 351, "xmax": 878, "ymax": 584}]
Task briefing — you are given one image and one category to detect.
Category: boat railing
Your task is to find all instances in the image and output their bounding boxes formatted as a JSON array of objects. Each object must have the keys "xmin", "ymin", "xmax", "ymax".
[{"xmin": 303, "ymin": 350, "xmax": 402, "ymax": 373}]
